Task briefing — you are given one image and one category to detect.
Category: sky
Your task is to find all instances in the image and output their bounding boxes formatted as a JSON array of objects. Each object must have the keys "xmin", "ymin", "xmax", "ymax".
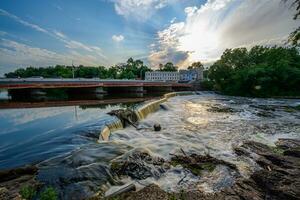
[{"xmin": 0, "ymin": 0, "xmax": 298, "ymax": 75}]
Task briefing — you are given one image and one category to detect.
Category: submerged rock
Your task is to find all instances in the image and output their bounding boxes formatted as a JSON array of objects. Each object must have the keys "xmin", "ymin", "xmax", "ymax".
[{"xmin": 207, "ymin": 105, "xmax": 238, "ymax": 113}]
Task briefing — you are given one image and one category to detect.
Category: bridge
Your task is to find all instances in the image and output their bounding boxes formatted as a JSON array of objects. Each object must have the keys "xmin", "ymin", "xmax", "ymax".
[{"xmin": 0, "ymin": 78, "xmax": 193, "ymax": 94}]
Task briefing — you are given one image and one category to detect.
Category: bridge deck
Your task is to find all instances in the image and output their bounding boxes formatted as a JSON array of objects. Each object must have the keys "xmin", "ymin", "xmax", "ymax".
[{"xmin": 0, "ymin": 78, "xmax": 192, "ymax": 89}]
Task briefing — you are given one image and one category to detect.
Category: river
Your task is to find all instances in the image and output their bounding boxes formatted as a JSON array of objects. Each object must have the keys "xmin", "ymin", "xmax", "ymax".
[{"xmin": 0, "ymin": 92, "xmax": 299, "ymax": 199}]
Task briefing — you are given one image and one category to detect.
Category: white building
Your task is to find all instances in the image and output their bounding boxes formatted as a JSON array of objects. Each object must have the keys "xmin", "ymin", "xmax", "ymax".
[
  {"xmin": 145, "ymin": 71, "xmax": 180, "ymax": 82},
  {"xmin": 179, "ymin": 68, "xmax": 203, "ymax": 82}
]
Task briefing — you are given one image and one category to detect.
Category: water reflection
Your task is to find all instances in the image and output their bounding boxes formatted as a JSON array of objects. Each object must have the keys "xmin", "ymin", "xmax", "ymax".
[{"xmin": 0, "ymin": 88, "xmax": 166, "ymax": 169}]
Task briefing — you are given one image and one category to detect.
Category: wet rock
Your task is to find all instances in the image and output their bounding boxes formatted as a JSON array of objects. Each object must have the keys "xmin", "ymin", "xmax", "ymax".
[
  {"xmin": 207, "ymin": 105, "xmax": 237, "ymax": 113},
  {"xmin": 275, "ymin": 138, "xmax": 300, "ymax": 150},
  {"xmin": 170, "ymin": 153, "xmax": 237, "ymax": 176},
  {"xmin": 233, "ymin": 139, "xmax": 300, "ymax": 200},
  {"xmin": 105, "ymin": 183, "xmax": 136, "ymax": 198},
  {"xmin": 276, "ymin": 138, "xmax": 300, "ymax": 157},
  {"xmin": 250, "ymin": 105, "xmax": 276, "ymax": 111},
  {"xmin": 107, "ymin": 109, "xmax": 139, "ymax": 127},
  {"xmin": 153, "ymin": 124, "xmax": 161, "ymax": 131},
  {"xmin": 0, "ymin": 165, "xmax": 41, "ymax": 200},
  {"xmin": 256, "ymin": 111, "xmax": 276, "ymax": 118},
  {"xmin": 110, "ymin": 149, "xmax": 166, "ymax": 180},
  {"xmin": 159, "ymin": 104, "xmax": 169, "ymax": 110},
  {"xmin": 105, "ymin": 139, "xmax": 300, "ymax": 200},
  {"xmin": 0, "ymin": 187, "xmax": 10, "ymax": 200}
]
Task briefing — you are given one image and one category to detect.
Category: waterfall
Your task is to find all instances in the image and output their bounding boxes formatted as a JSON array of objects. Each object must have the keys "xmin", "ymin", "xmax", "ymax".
[
  {"xmin": 99, "ymin": 118, "xmax": 123, "ymax": 141},
  {"xmin": 134, "ymin": 92, "xmax": 193, "ymax": 120},
  {"xmin": 99, "ymin": 91, "xmax": 195, "ymax": 141}
]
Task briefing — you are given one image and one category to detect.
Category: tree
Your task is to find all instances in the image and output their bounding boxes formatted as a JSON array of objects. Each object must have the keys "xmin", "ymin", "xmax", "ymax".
[
  {"xmin": 4, "ymin": 58, "xmax": 152, "ymax": 80},
  {"xmin": 285, "ymin": 0, "xmax": 300, "ymax": 46},
  {"xmin": 159, "ymin": 62, "xmax": 178, "ymax": 72},
  {"xmin": 188, "ymin": 62, "xmax": 204, "ymax": 70},
  {"xmin": 207, "ymin": 45, "xmax": 300, "ymax": 97}
]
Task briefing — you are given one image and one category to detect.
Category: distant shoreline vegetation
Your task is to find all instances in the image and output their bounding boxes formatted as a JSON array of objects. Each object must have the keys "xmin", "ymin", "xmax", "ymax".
[
  {"xmin": 4, "ymin": 58, "xmax": 184, "ymax": 80},
  {"xmin": 4, "ymin": 46, "xmax": 300, "ymax": 98}
]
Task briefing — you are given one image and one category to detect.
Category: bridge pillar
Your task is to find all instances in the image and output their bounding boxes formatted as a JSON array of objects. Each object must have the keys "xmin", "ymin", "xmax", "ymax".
[
  {"xmin": 30, "ymin": 89, "xmax": 47, "ymax": 96},
  {"xmin": 134, "ymin": 86, "xmax": 144, "ymax": 93},
  {"xmin": 94, "ymin": 87, "xmax": 107, "ymax": 94}
]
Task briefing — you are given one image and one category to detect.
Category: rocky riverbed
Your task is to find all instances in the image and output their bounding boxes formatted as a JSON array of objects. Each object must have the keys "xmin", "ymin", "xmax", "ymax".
[{"xmin": 88, "ymin": 138, "xmax": 300, "ymax": 200}]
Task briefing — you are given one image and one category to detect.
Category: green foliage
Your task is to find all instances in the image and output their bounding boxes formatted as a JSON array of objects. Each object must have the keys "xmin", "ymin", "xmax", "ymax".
[
  {"xmin": 188, "ymin": 61, "xmax": 204, "ymax": 70},
  {"xmin": 5, "ymin": 58, "xmax": 152, "ymax": 80},
  {"xmin": 207, "ymin": 46, "xmax": 300, "ymax": 97},
  {"xmin": 200, "ymin": 80, "xmax": 214, "ymax": 90},
  {"xmin": 19, "ymin": 185, "xmax": 36, "ymax": 200},
  {"xmin": 40, "ymin": 187, "xmax": 58, "ymax": 200},
  {"xmin": 158, "ymin": 62, "xmax": 178, "ymax": 72},
  {"xmin": 286, "ymin": 0, "xmax": 300, "ymax": 46}
]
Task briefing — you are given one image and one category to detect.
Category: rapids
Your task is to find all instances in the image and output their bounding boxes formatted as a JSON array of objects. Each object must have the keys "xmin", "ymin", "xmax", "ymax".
[{"xmin": 2, "ymin": 92, "xmax": 299, "ymax": 199}]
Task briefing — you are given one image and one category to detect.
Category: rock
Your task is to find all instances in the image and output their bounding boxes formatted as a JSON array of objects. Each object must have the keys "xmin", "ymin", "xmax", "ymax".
[
  {"xmin": 103, "ymin": 139, "xmax": 300, "ymax": 200},
  {"xmin": 107, "ymin": 109, "xmax": 139, "ymax": 127},
  {"xmin": 0, "ymin": 187, "xmax": 10, "ymax": 200},
  {"xmin": 153, "ymin": 124, "xmax": 161, "ymax": 131},
  {"xmin": 0, "ymin": 165, "xmax": 38, "ymax": 182},
  {"xmin": 0, "ymin": 165, "xmax": 41, "ymax": 200},
  {"xmin": 159, "ymin": 104, "xmax": 169, "ymax": 111},
  {"xmin": 110, "ymin": 149, "xmax": 166, "ymax": 180},
  {"xmin": 233, "ymin": 139, "xmax": 300, "ymax": 200},
  {"xmin": 105, "ymin": 183, "xmax": 136, "ymax": 198},
  {"xmin": 207, "ymin": 105, "xmax": 237, "ymax": 113},
  {"xmin": 256, "ymin": 111, "xmax": 275, "ymax": 118},
  {"xmin": 250, "ymin": 105, "xmax": 276, "ymax": 111},
  {"xmin": 170, "ymin": 153, "xmax": 237, "ymax": 176},
  {"xmin": 105, "ymin": 184, "xmax": 169, "ymax": 200},
  {"xmin": 275, "ymin": 138, "xmax": 300, "ymax": 150}
]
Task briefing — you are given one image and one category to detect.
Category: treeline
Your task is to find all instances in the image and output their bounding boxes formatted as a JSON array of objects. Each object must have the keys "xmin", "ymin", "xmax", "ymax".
[
  {"xmin": 4, "ymin": 58, "xmax": 182, "ymax": 79},
  {"xmin": 203, "ymin": 46, "xmax": 300, "ymax": 97}
]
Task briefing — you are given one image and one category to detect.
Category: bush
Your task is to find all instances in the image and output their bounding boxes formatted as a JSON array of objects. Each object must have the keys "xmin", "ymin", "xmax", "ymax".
[
  {"xmin": 200, "ymin": 80, "xmax": 214, "ymax": 90},
  {"xmin": 19, "ymin": 185, "xmax": 36, "ymax": 200},
  {"xmin": 40, "ymin": 187, "xmax": 58, "ymax": 200}
]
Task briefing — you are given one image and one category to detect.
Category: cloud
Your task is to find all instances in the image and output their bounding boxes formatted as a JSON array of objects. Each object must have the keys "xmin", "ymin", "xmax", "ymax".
[
  {"xmin": 112, "ymin": 34, "xmax": 124, "ymax": 42},
  {"xmin": 149, "ymin": 0, "xmax": 298, "ymax": 67},
  {"xmin": 0, "ymin": 31, "xmax": 7, "ymax": 36},
  {"xmin": 0, "ymin": 9, "xmax": 106, "ymax": 57},
  {"xmin": 0, "ymin": 39, "xmax": 103, "ymax": 74},
  {"xmin": 112, "ymin": 0, "xmax": 174, "ymax": 21},
  {"xmin": 53, "ymin": 30, "xmax": 66, "ymax": 39},
  {"xmin": 0, "ymin": 9, "xmax": 48, "ymax": 33},
  {"xmin": 148, "ymin": 22, "xmax": 190, "ymax": 67},
  {"xmin": 0, "ymin": 9, "xmax": 108, "ymax": 69}
]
